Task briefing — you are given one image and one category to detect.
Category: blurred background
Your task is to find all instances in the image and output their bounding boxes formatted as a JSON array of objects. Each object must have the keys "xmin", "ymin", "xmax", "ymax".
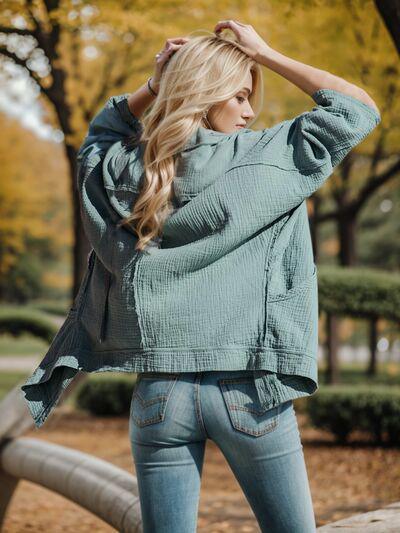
[{"xmin": 0, "ymin": 0, "xmax": 399, "ymax": 531}]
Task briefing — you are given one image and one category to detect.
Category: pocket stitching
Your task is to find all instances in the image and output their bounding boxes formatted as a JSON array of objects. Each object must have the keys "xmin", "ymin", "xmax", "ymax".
[
  {"xmin": 268, "ymin": 264, "xmax": 317, "ymax": 303},
  {"xmin": 131, "ymin": 375, "xmax": 179, "ymax": 427},
  {"xmin": 219, "ymin": 379, "xmax": 281, "ymax": 436},
  {"xmin": 231, "ymin": 418, "xmax": 279, "ymax": 436}
]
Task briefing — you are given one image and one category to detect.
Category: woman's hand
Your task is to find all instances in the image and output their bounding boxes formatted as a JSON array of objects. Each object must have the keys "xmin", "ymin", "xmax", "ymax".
[
  {"xmin": 214, "ymin": 20, "xmax": 270, "ymax": 62},
  {"xmin": 152, "ymin": 37, "xmax": 190, "ymax": 92}
]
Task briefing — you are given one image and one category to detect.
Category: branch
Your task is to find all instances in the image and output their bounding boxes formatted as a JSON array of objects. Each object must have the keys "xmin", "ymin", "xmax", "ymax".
[
  {"xmin": 315, "ymin": 158, "xmax": 400, "ymax": 223},
  {"xmin": 0, "ymin": 26, "xmax": 33, "ymax": 37},
  {"xmin": 374, "ymin": 0, "xmax": 400, "ymax": 57},
  {"xmin": 42, "ymin": 0, "xmax": 60, "ymax": 17},
  {"xmin": 0, "ymin": 46, "xmax": 50, "ymax": 99},
  {"xmin": 25, "ymin": 0, "xmax": 56, "ymax": 60},
  {"xmin": 86, "ymin": 54, "xmax": 117, "ymax": 118},
  {"xmin": 351, "ymin": 157, "xmax": 400, "ymax": 212},
  {"xmin": 369, "ymin": 84, "xmax": 397, "ymax": 175}
]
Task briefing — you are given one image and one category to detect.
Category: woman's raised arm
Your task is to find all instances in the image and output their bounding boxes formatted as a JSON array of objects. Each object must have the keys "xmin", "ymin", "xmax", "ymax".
[
  {"xmin": 214, "ymin": 20, "xmax": 379, "ymax": 114},
  {"xmin": 257, "ymin": 46, "xmax": 379, "ymax": 114}
]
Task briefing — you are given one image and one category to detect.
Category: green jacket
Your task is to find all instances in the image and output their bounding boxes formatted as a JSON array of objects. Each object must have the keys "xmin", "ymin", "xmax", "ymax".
[{"xmin": 20, "ymin": 88, "xmax": 381, "ymax": 428}]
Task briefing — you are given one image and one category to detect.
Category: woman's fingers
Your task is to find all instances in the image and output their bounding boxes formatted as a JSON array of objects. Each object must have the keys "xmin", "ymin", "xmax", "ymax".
[
  {"xmin": 213, "ymin": 20, "xmax": 268, "ymax": 62},
  {"xmin": 160, "ymin": 37, "xmax": 189, "ymax": 57},
  {"xmin": 153, "ymin": 37, "xmax": 189, "ymax": 84},
  {"xmin": 155, "ymin": 39, "xmax": 187, "ymax": 60},
  {"xmin": 214, "ymin": 20, "xmax": 244, "ymax": 34}
]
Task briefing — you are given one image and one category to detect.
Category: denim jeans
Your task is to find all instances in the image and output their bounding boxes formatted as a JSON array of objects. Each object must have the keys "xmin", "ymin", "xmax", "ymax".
[{"xmin": 129, "ymin": 370, "xmax": 317, "ymax": 533}]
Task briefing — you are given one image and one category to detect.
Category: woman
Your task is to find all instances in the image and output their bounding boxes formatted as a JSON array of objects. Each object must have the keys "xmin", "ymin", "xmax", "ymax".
[{"xmin": 21, "ymin": 20, "xmax": 380, "ymax": 533}]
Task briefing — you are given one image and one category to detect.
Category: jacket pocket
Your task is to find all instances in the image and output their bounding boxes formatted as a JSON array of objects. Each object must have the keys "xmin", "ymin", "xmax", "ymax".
[
  {"xmin": 268, "ymin": 263, "xmax": 317, "ymax": 303},
  {"xmin": 265, "ymin": 265, "xmax": 319, "ymax": 354}
]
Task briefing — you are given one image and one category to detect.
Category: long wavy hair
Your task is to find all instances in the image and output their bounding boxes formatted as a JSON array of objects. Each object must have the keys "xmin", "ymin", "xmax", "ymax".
[{"xmin": 118, "ymin": 32, "xmax": 264, "ymax": 252}]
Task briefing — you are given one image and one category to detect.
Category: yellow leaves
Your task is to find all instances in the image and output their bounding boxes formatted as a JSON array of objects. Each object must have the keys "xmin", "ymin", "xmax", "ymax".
[
  {"xmin": 42, "ymin": 270, "xmax": 71, "ymax": 291},
  {"xmin": 0, "ymin": 112, "xmax": 72, "ymax": 277}
]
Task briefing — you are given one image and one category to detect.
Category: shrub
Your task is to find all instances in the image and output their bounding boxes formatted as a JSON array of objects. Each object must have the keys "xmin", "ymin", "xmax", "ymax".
[
  {"xmin": 306, "ymin": 385, "xmax": 400, "ymax": 445},
  {"xmin": 75, "ymin": 376, "xmax": 138, "ymax": 416},
  {"xmin": 0, "ymin": 306, "xmax": 57, "ymax": 343},
  {"xmin": 29, "ymin": 300, "xmax": 70, "ymax": 317}
]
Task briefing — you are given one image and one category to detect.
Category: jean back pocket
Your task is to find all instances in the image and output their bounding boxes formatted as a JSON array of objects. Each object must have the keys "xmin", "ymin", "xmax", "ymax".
[
  {"xmin": 130, "ymin": 372, "xmax": 180, "ymax": 427},
  {"xmin": 218, "ymin": 375, "xmax": 281, "ymax": 437}
]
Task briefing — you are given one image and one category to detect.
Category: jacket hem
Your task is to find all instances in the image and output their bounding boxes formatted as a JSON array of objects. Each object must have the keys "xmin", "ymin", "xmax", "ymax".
[{"xmin": 20, "ymin": 345, "xmax": 318, "ymax": 428}]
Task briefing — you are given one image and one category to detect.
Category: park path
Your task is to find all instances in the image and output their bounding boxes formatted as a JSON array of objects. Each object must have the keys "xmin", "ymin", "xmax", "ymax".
[
  {"xmin": 0, "ymin": 355, "xmax": 41, "ymax": 371},
  {"xmin": 0, "ymin": 314, "xmax": 64, "ymax": 371}
]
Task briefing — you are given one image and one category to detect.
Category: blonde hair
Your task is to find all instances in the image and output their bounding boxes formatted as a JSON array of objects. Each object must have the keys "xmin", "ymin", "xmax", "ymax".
[{"xmin": 118, "ymin": 31, "xmax": 264, "ymax": 252}]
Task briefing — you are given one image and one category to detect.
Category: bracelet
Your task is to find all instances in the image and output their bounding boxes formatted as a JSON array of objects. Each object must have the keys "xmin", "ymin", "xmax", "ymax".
[{"xmin": 147, "ymin": 77, "xmax": 158, "ymax": 97}]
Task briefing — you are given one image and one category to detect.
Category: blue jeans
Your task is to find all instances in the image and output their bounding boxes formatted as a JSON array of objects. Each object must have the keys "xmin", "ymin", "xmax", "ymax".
[{"xmin": 129, "ymin": 370, "xmax": 317, "ymax": 533}]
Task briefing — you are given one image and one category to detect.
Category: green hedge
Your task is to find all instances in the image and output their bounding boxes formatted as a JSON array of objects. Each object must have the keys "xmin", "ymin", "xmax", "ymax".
[
  {"xmin": 306, "ymin": 385, "xmax": 400, "ymax": 445},
  {"xmin": 0, "ymin": 306, "xmax": 58, "ymax": 343},
  {"xmin": 28, "ymin": 300, "xmax": 70, "ymax": 317},
  {"xmin": 75, "ymin": 376, "xmax": 137, "ymax": 416},
  {"xmin": 317, "ymin": 265, "xmax": 400, "ymax": 321},
  {"xmin": 75, "ymin": 377, "xmax": 400, "ymax": 446}
]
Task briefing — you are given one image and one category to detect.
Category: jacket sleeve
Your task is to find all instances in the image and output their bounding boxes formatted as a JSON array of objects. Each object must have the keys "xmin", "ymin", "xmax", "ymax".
[
  {"xmin": 253, "ymin": 87, "xmax": 381, "ymax": 207},
  {"xmin": 162, "ymin": 88, "xmax": 381, "ymax": 248},
  {"xmin": 77, "ymin": 93, "xmax": 143, "ymax": 162},
  {"xmin": 269, "ymin": 87, "xmax": 379, "ymax": 163},
  {"xmin": 210, "ymin": 87, "xmax": 382, "ymax": 234},
  {"xmin": 77, "ymin": 94, "xmax": 143, "ymax": 270}
]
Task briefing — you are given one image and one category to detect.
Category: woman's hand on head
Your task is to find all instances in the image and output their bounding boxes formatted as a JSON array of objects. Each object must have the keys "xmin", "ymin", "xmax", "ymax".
[
  {"xmin": 214, "ymin": 20, "xmax": 270, "ymax": 62},
  {"xmin": 152, "ymin": 37, "xmax": 190, "ymax": 90}
]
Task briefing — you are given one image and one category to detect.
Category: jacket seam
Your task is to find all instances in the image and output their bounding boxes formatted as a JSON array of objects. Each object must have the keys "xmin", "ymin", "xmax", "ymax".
[
  {"xmin": 226, "ymin": 143, "xmax": 355, "ymax": 174},
  {"xmin": 225, "ymin": 123, "xmax": 287, "ymax": 174},
  {"xmin": 261, "ymin": 221, "xmax": 283, "ymax": 345}
]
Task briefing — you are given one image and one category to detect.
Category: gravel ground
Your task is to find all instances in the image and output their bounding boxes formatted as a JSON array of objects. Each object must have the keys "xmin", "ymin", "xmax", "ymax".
[{"xmin": 2, "ymin": 407, "xmax": 399, "ymax": 532}]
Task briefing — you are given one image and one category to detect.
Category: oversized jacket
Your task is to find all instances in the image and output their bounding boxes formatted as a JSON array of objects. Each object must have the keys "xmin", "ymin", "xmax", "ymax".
[{"xmin": 20, "ymin": 88, "xmax": 381, "ymax": 428}]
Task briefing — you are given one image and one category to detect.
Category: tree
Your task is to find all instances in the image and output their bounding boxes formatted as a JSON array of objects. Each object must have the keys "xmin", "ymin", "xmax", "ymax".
[
  {"xmin": 0, "ymin": 0, "xmax": 160, "ymax": 296},
  {"xmin": 312, "ymin": 1, "xmax": 400, "ymax": 266}
]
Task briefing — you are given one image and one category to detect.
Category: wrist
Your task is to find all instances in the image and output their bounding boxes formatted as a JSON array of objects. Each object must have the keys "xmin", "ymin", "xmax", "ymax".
[
  {"xmin": 255, "ymin": 45, "xmax": 279, "ymax": 67},
  {"xmin": 149, "ymin": 76, "xmax": 160, "ymax": 94}
]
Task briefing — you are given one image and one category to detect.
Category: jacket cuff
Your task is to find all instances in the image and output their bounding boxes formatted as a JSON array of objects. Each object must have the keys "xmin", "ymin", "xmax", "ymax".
[
  {"xmin": 110, "ymin": 93, "xmax": 142, "ymax": 130},
  {"xmin": 311, "ymin": 88, "xmax": 381, "ymax": 127}
]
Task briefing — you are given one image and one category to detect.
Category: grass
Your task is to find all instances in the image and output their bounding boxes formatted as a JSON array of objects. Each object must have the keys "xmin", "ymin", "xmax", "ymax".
[{"xmin": 0, "ymin": 371, "xmax": 30, "ymax": 400}]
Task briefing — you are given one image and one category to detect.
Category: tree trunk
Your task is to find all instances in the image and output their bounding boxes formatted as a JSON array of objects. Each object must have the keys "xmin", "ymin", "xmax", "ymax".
[
  {"xmin": 338, "ymin": 213, "xmax": 357, "ymax": 266},
  {"xmin": 326, "ymin": 313, "xmax": 339, "ymax": 384},
  {"xmin": 374, "ymin": 0, "xmax": 400, "ymax": 56},
  {"xmin": 367, "ymin": 317, "xmax": 378, "ymax": 376},
  {"xmin": 310, "ymin": 196, "xmax": 321, "ymax": 261},
  {"xmin": 64, "ymin": 143, "xmax": 91, "ymax": 300}
]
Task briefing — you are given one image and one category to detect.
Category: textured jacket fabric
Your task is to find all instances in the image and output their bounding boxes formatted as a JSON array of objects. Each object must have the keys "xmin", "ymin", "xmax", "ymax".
[{"xmin": 20, "ymin": 88, "xmax": 381, "ymax": 428}]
